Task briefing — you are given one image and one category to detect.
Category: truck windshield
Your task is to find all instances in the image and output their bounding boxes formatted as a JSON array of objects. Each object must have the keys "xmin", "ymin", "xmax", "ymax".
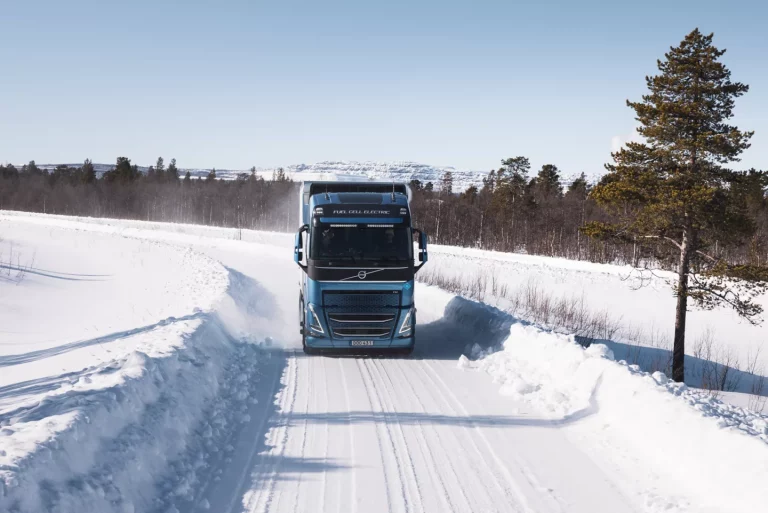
[{"xmin": 310, "ymin": 224, "xmax": 413, "ymax": 264}]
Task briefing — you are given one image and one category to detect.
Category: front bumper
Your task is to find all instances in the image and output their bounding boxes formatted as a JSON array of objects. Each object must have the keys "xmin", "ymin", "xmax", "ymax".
[{"xmin": 305, "ymin": 334, "xmax": 415, "ymax": 350}]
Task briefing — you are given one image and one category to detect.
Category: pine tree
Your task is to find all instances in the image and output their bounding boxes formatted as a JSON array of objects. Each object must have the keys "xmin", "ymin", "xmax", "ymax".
[
  {"xmin": 583, "ymin": 29, "xmax": 766, "ymax": 382},
  {"xmin": 568, "ymin": 173, "xmax": 588, "ymax": 195},
  {"xmin": 494, "ymin": 157, "xmax": 530, "ymax": 209},
  {"xmin": 167, "ymin": 158, "xmax": 179, "ymax": 181},
  {"xmin": 82, "ymin": 159, "xmax": 96, "ymax": 184},
  {"xmin": 462, "ymin": 185, "xmax": 478, "ymax": 203},
  {"xmin": 206, "ymin": 168, "xmax": 217, "ymax": 182},
  {"xmin": 440, "ymin": 171, "xmax": 454, "ymax": 195},
  {"xmin": 104, "ymin": 157, "xmax": 137, "ymax": 183},
  {"xmin": 272, "ymin": 167, "xmax": 288, "ymax": 182},
  {"xmin": 155, "ymin": 156, "xmax": 165, "ymax": 181},
  {"xmin": 183, "ymin": 170, "xmax": 191, "ymax": 184},
  {"xmin": 532, "ymin": 164, "xmax": 562, "ymax": 198}
]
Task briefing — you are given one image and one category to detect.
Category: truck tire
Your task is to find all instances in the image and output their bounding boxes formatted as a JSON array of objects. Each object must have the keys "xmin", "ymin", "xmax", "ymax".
[{"xmin": 398, "ymin": 345, "xmax": 414, "ymax": 356}]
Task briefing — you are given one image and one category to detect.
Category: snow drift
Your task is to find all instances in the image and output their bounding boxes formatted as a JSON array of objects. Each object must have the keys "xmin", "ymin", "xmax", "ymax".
[
  {"xmin": 0, "ymin": 217, "xmax": 281, "ymax": 513},
  {"xmin": 417, "ymin": 285, "xmax": 768, "ymax": 512}
]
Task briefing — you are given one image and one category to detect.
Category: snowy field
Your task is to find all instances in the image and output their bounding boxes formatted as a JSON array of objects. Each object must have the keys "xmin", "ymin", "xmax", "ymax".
[
  {"xmin": 1, "ymin": 211, "xmax": 767, "ymax": 513},
  {"xmin": 422, "ymin": 244, "xmax": 768, "ymax": 403}
]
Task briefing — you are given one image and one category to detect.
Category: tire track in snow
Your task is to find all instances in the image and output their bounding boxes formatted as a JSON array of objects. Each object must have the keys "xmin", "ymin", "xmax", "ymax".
[
  {"xmin": 319, "ymin": 356, "xmax": 329, "ymax": 513},
  {"xmin": 243, "ymin": 352, "xmax": 300, "ymax": 513},
  {"xmin": 366, "ymin": 359, "xmax": 426, "ymax": 513},
  {"xmin": 355, "ymin": 357, "xmax": 408, "ymax": 512},
  {"xmin": 421, "ymin": 360, "xmax": 546, "ymax": 513},
  {"xmin": 210, "ymin": 351, "xmax": 285, "ymax": 513},
  {"xmin": 290, "ymin": 353, "xmax": 312, "ymax": 513},
  {"xmin": 388, "ymin": 357, "xmax": 477, "ymax": 512},
  {"xmin": 393, "ymin": 357, "xmax": 508, "ymax": 511},
  {"xmin": 373, "ymin": 358, "xmax": 461, "ymax": 513},
  {"xmin": 338, "ymin": 358, "xmax": 358, "ymax": 513}
]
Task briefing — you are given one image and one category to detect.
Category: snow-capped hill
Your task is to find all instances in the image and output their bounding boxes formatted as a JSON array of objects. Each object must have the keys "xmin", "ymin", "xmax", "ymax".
[
  {"xmin": 283, "ymin": 161, "xmax": 488, "ymax": 191},
  {"xmin": 32, "ymin": 161, "xmax": 489, "ymax": 192},
  {"xmin": 186, "ymin": 160, "xmax": 488, "ymax": 191}
]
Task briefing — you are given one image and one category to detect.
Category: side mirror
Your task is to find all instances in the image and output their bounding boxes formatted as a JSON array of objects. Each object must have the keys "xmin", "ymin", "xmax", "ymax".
[
  {"xmin": 294, "ymin": 224, "xmax": 309, "ymax": 271},
  {"xmin": 413, "ymin": 228, "xmax": 428, "ymax": 272}
]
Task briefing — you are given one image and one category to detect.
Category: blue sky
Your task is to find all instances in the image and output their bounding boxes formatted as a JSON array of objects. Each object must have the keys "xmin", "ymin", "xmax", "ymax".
[{"xmin": 2, "ymin": 0, "xmax": 766, "ymax": 176}]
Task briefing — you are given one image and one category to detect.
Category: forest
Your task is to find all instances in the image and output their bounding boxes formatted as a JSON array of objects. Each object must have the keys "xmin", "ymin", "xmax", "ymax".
[{"xmin": 0, "ymin": 156, "xmax": 766, "ymax": 270}]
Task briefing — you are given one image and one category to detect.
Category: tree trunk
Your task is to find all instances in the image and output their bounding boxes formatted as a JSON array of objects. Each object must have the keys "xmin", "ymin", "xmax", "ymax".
[{"xmin": 673, "ymin": 228, "xmax": 692, "ymax": 382}]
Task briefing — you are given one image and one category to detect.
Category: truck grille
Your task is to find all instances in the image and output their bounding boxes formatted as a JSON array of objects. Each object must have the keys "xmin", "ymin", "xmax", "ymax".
[
  {"xmin": 323, "ymin": 291, "xmax": 401, "ymax": 339},
  {"xmin": 323, "ymin": 290, "xmax": 400, "ymax": 309},
  {"xmin": 327, "ymin": 313, "xmax": 395, "ymax": 323}
]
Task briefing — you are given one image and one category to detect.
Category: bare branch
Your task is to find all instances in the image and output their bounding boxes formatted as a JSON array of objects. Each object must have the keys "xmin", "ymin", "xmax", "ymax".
[{"xmin": 639, "ymin": 235, "xmax": 683, "ymax": 251}]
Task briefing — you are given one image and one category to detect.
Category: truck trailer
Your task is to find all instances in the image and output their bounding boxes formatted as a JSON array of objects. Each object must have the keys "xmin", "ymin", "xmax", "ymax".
[{"xmin": 293, "ymin": 181, "xmax": 428, "ymax": 354}]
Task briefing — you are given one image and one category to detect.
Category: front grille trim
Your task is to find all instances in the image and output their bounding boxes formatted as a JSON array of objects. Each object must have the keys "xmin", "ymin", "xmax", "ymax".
[
  {"xmin": 323, "ymin": 290, "xmax": 401, "ymax": 308},
  {"xmin": 328, "ymin": 313, "xmax": 395, "ymax": 323},
  {"xmin": 332, "ymin": 328, "xmax": 392, "ymax": 338}
]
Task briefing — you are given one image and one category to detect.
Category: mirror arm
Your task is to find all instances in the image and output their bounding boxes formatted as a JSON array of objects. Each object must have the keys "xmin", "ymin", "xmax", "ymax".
[{"xmin": 295, "ymin": 224, "xmax": 309, "ymax": 273}]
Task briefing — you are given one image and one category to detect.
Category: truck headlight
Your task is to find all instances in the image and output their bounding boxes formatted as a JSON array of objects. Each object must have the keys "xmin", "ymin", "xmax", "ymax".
[
  {"xmin": 398, "ymin": 308, "xmax": 414, "ymax": 335},
  {"xmin": 307, "ymin": 303, "xmax": 324, "ymax": 335}
]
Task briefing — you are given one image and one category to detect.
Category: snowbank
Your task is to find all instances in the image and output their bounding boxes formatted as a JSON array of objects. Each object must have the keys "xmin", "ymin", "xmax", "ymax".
[
  {"xmin": 0, "ymin": 215, "xmax": 281, "ymax": 513},
  {"xmin": 0, "ymin": 269, "xmax": 281, "ymax": 513},
  {"xmin": 0, "ymin": 210, "xmax": 293, "ymax": 248},
  {"xmin": 417, "ymin": 284, "xmax": 768, "ymax": 512}
]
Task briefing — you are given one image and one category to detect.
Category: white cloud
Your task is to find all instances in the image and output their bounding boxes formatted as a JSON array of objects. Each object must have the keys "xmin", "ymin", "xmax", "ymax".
[{"xmin": 610, "ymin": 126, "xmax": 644, "ymax": 153}]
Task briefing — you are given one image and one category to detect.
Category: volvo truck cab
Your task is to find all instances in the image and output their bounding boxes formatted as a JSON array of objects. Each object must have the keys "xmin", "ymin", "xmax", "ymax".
[{"xmin": 294, "ymin": 182, "xmax": 428, "ymax": 354}]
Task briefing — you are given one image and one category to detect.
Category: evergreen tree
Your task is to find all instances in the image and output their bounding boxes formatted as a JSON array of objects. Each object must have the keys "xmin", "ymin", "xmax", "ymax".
[
  {"xmin": 462, "ymin": 185, "xmax": 478, "ymax": 203},
  {"xmin": 568, "ymin": 173, "xmax": 589, "ymax": 195},
  {"xmin": 481, "ymin": 170, "xmax": 496, "ymax": 194},
  {"xmin": 167, "ymin": 158, "xmax": 179, "ymax": 181},
  {"xmin": 493, "ymin": 157, "xmax": 530, "ymax": 212},
  {"xmin": 104, "ymin": 157, "xmax": 138, "ymax": 183},
  {"xmin": 206, "ymin": 168, "xmax": 217, "ymax": 182},
  {"xmin": 440, "ymin": 171, "xmax": 454, "ymax": 195},
  {"xmin": 183, "ymin": 170, "xmax": 191, "ymax": 184},
  {"xmin": 82, "ymin": 159, "xmax": 96, "ymax": 184},
  {"xmin": 532, "ymin": 164, "xmax": 563, "ymax": 198},
  {"xmin": 583, "ymin": 29, "xmax": 766, "ymax": 382},
  {"xmin": 1, "ymin": 163, "xmax": 19, "ymax": 181},
  {"xmin": 22, "ymin": 160, "xmax": 43, "ymax": 176},
  {"xmin": 155, "ymin": 156, "xmax": 165, "ymax": 181},
  {"xmin": 272, "ymin": 167, "xmax": 288, "ymax": 182},
  {"xmin": 424, "ymin": 182, "xmax": 434, "ymax": 192}
]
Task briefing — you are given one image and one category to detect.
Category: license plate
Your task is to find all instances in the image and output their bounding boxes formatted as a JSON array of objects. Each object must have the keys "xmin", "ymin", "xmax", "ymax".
[{"xmin": 351, "ymin": 340, "xmax": 374, "ymax": 346}]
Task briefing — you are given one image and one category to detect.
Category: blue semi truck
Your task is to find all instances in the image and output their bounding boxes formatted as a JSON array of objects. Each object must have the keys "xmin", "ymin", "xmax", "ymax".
[{"xmin": 293, "ymin": 181, "xmax": 428, "ymax": 354}]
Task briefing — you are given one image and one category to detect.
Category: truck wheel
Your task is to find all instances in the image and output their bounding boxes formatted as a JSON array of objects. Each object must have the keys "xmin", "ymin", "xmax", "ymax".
[{"xmin": 302, "ymin": 333, "xmax": 319, "ymax": 355}]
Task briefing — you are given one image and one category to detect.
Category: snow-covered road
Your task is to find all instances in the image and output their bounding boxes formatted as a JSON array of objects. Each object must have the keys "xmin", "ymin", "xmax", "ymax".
[
  {"xmin": 189, "ymin": 348, "xmax": 636, "ymax": 513},
  {"xmin": 2, "ymin": 212, "xmax": 767, "ymax": 513}
]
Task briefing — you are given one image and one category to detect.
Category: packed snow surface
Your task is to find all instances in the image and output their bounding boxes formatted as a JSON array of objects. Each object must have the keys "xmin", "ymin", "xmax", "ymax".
[{"xmin": 1, "ymin": 211, "xmax": 767, "ymax": 513}]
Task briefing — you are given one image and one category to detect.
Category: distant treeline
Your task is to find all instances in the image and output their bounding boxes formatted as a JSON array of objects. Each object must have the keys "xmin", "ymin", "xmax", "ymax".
[
  {"xmin": 409, "ymin": 158, "xmax": 768, "ymax": 268},
  {"xmin": 0, "ymin": 158, "xmax": 300, "ymax": 232},
  {"xmin": 1, "ymin": 156, "xmax": 766, "ymax": 267}
]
